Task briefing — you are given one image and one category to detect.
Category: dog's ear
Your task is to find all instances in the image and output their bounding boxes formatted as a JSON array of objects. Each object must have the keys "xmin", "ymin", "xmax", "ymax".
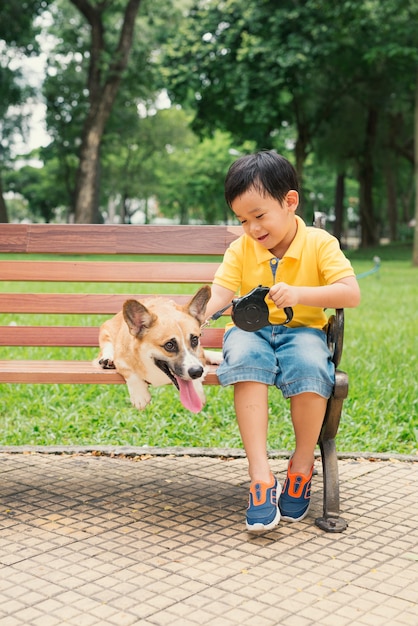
[
  {"xmin": 186, "ymin": 285, "xmax": 211, "ymax": 323},
  {"xmin": 123, "ymin": 300, "xmax": 157, "ymax": 337}
]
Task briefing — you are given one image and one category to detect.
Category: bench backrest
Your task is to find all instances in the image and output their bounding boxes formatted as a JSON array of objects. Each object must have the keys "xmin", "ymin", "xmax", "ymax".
[{"xmin": 0, "ymin": 223, "xmax": 242, "ymax": 351}]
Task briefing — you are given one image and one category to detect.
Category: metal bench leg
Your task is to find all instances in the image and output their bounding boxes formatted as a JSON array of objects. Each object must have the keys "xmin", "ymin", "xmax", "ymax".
[
  {"xmin": 315, "ymin": 437, "xmax": 347, "ymax": 532},
  {"xmin": 315, "ymin": 370, "xmax": 348, "ymax": 533}
]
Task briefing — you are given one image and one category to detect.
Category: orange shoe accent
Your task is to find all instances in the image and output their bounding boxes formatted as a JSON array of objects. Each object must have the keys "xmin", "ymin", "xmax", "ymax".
[
  {"xmin": 284, "ymin": 459, "xmax": 313, "ymax": 498},
  {"xmin": 246, "ymin": 474, "xmax": 281, "ymax": 532},
  {"xmin": 279, "ymin": 458, "xmax": 314, "ymax": 522},
  {"xmin": 248, "ymin": 474, "xmax": 276, "ymax": 507}
]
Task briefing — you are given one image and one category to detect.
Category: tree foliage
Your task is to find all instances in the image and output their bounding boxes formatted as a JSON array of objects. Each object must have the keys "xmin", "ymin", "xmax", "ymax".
[
  {"xmin": 0, "ymin": 0, "xmax": 52, "ymax": 222},
  {"xmin": 163, "ymin": 0, "xmax": 418, "ymax": 247},
  {"xmin": 41, "ymin": 0, "xmax": 191, "ymax": 222}
]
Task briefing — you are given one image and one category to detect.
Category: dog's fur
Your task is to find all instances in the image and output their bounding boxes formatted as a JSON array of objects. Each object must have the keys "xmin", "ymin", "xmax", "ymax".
[{"xmin": 96, "ymin": 286, "xmax": 212, "ymax": 413}]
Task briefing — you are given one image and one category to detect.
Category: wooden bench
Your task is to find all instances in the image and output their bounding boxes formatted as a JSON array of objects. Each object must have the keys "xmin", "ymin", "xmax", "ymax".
[{"xmin": 0, "ymin": 223, "xmax": 348, "ymax": 532}]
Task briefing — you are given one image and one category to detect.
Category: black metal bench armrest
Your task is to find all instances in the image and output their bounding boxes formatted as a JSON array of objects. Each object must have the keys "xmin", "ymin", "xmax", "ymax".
[{"xmin": 326, "ymin": 308, "xmax": 344, "ymax": 368}]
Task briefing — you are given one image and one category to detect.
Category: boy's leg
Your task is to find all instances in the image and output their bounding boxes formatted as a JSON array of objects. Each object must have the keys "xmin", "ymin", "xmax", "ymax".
[
  {"xmin": 272, "ymin": 326, "xmax": 333, "ymax": 521},
  {"xmin": 279, "ymin": 392, "xmax": 327, "ymax": 522},
  {"xmin": 235, "ymin": 385, "xmax": 326, "ymax": 480},
  {"xmin": 234, "ymin": 380, "xmax": 281, "ymax": 532},
  {"xmin": 216, "ymin": 327, "xmax": 280, "ymax": 531},
  {"xmin": 234, "ymin": 381, "xmax": 271, "ymax": 484},
  {"xmin": 289, "ymin": 392, "xmax": 327, "ymax": 475}
]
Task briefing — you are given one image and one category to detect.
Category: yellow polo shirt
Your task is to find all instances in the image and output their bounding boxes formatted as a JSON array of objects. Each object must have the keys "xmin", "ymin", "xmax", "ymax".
[{"xmin": 213, "ymin": 216, "xmax": 355, "ymax": 329}]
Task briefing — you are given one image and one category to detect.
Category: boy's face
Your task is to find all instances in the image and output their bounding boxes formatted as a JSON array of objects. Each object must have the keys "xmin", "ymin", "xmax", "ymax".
[{"xmin": 231, "ymin": 187, "xmax": 299, "ymax": 256}]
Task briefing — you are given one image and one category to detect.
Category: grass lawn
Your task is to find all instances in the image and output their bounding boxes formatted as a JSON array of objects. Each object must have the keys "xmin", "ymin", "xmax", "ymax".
[{"xmin": 0, "ymin": 243, "xmax": 416, "ymax": 455}]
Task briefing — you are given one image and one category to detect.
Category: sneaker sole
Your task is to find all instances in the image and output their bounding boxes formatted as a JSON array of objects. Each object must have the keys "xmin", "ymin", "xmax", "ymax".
[{"xmin": 246, "ymin": 507, "xmax": 281, "ymax": 533}]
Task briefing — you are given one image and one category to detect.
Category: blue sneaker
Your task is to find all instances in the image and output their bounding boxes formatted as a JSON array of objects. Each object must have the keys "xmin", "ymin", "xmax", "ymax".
[
  {"xmin": 279, "ymin": 460, "xmax": 313, "ymax": 522},
  {"xmin": 246, "ymin": 475, "xmax": 281, "ymax": 532}
]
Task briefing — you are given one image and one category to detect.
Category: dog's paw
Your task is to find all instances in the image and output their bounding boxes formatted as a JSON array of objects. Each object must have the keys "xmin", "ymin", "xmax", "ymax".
[
  {"xmin": 98, "ymin": 358, "xmax": 116, "ymax": 369},
  {"xmin": 204, "ymin": 349, "xmax": 223, "ymax": 365},
  {"xmin": 126, "ymin": 377, "xmax": 152, "ymax": 411},
  {"xmin": 130, "ymin": 393, "xmax": 151, "ymax": 411}
]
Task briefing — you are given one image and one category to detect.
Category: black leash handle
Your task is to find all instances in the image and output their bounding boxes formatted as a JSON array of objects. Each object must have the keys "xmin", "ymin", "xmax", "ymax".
[
  {"xmin": 283, "ymin": 307, "xmax": 294, "ymax": 324},
  {"xmin": 205, "ymin": 286, "xmax": 293, "ymax": 331}
]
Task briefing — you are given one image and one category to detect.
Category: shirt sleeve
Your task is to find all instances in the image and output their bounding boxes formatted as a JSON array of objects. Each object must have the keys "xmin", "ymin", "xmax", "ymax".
[
  {"xmin": 213, "ymin": 238, "xmax": 243, "ymax": 293},
  {"xmin": 318, "ymin": 234, "xmax": 356, "ymax": 284}
]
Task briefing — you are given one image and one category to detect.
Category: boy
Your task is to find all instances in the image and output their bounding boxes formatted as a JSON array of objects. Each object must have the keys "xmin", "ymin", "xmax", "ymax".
[{"xmin": 205, "ymin": 151, "xmax": 360, "ymax": 532}]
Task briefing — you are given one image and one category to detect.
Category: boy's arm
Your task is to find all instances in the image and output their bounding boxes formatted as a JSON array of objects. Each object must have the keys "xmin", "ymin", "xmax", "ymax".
[
  {"xmin": 204, "ymin": 283, "xmax": 236, "ymax": 321},
  {"xmin": 202, "ymin": 284, "xmax": 236, "ymax": 365},
  {"xmin": 269, "ymin": 276, "xmax": 361, "ymax": 310}
]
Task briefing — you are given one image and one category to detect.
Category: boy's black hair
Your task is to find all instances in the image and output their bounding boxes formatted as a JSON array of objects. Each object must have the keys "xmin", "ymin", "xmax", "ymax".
[{"xmin": 224, "ymin": 150, "xmax": 299, "ymax": 207}]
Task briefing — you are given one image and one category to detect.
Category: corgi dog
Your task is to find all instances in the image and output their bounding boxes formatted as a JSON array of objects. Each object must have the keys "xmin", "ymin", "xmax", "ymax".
[{"xmin": 96, "ymin": 286, "xmax": 212, "ymax": 413}]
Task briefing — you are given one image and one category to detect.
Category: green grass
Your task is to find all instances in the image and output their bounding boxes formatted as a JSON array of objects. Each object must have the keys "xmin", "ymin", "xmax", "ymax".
[{"xmin": 0, "ymin": 243, "xmax": 417, "ymax": 455}]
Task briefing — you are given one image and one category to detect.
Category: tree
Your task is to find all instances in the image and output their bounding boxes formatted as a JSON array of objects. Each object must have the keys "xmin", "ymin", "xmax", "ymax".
[
  {"xmin": 414, "ymin": 70, "xmax": 418, "ymax": 266},
  {"xmin": 101, "ymin": 107, "xmax": 197, "ymax": 223},
  {"xmin": 66, "ymin": 0, "xmax": 143, "ymax": 223},
  {"xmin": 350, "ymin": 0, "xmax": 418, "ymax": 258},
  {"xmin": 42, "ymin": 0, "xmax": 189, "ymax": 223},
  {"xmin": 163, "ymin": 1, "xmax": 387, "ymax": 208},
  {"xmin": 155, "ymin": 127, "xmax": 251, "ymax": 224},
  {"xmin": 5, "ymin": 155, "xmax": 69, "ymax": 223},
  {"xmin": 0, "ymin": 66, "xmax": 26, "ymax": 222},
  {"xmin": 162, "ymin": 0, "xmax": 418, "ymax": 247},
  {"xmin": 0, "ymin": 0, "xmax": 51, "ymax": 222},
  {"xmin": 163, "ymin": 0, "xmax": 322, "ymax": 177}
]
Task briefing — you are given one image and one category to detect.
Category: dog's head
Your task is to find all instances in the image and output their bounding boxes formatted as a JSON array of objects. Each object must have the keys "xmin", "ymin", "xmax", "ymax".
[{"xmin": 122, "ymin": 285, "xmax": 211, "ymax": 412}]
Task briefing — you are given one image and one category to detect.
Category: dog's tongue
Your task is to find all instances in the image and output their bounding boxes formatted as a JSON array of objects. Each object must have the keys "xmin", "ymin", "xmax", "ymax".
[{"xmin": 175, "ymin": 377, "xmax": 204, "ymax": 413}]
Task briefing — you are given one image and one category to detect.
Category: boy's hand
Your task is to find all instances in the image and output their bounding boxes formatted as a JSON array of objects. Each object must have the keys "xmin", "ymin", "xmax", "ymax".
[
  {"xmin": 269, "ymin": 282, "xmax": 299, "ymax": 308},
  {"xmin": 269, "ymin": 277, "xmax": 361, "ymax": 310}
]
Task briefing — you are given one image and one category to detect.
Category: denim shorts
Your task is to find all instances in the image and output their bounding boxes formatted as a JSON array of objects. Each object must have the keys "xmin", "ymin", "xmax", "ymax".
[{"xmin": 216, "ymin": 325, "xmax": 335, "ymax": 399}]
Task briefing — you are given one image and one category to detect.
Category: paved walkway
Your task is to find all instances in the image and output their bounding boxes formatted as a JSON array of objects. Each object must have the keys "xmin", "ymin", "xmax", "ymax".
[{"xmin": 0, "ymin": 448, "xmax": 417, "ymax": 626}]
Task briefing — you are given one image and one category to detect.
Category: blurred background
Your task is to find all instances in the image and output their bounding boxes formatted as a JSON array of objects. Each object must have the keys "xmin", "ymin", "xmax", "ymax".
[{"xmin": 1, "ymin": 0, "xmax": 417, "ymax": 255}]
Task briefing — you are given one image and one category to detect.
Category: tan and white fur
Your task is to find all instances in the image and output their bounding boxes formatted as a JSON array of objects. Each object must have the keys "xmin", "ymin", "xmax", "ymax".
[{"xmin": 96, "ymin": 286, "xmax": 213, "ymax": 413}]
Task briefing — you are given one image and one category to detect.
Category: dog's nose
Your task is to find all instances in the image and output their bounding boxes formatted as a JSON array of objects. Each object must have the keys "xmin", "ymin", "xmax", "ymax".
[{"xmin": 188, "ymin": 365, "xmax": 204, "ymax": 379}]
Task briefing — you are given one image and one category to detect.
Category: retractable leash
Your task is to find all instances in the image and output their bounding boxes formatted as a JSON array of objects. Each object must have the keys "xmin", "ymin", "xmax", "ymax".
[{"xmin": 203, "ymin": 285, "xmax": 293, "ymax": 332}]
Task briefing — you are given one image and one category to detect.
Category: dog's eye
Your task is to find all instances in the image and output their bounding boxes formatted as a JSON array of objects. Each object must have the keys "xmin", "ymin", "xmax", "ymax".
[
  {"xmin": 163, "ymin": 339, "xmax": 178, "ymax": 353},
  {"xmin": 190, "ymin": 335, "xmax": 199, "ymax": 349}
]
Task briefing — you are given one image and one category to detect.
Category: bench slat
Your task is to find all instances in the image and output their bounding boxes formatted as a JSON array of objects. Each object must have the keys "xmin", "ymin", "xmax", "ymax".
[
  {"xmin": 0, "ymin": 223, "xmax": 242, "ymax": 255},
  {"xmin": 0, "ymin": 293, "xmax": 197, "ymax": 314},
  {"xmin": 0, "ymin": 326, "xmax": 225, "ymax": 348},
  {"xmin": 0, "ymin": 260, "xmax": 219, "ymax": 283},
  {"xmin": 0, "ymin": 360, "xmax": 220, "ymax": 385}
]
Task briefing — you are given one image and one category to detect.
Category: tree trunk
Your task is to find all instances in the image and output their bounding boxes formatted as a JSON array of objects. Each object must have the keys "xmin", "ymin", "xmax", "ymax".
[
  {"xmin": 121, "ymin": 193, "xmax": 128, "ymax": 224},
  {"xmin": 0, "ymin": 175, "xmax": 9, "ymax": 223},
  {"xmin": 179, "ymin": 204, "xmax": 188, "ymax": 224},
  {"xmin": 74, "ymin": 118, "xmax": 103, "ymax": 223},
  {"xmin": 71, "ymin": 0, "xmax": 142, "ymax": 224},
  {"xmin": 413, "ymin": 68, "xmax": 418, "ymax": 266},
  {"xmin": 294, "ymin": 133, "xmax": 308, "ymax": 219},
  {"xmin": 358, "ymin": 107, "xmax": 379, "ymax": 248},
  {"xmin": 358, "ymin": 164, "xmax": 378, "ymax": 247},
  {"xmin": 333, "ymin": 172, "xmax": 345, "ymax": 243},
  {"xmin": 384, "ymin": 156, "xmax": 397, "ymax": 242}
]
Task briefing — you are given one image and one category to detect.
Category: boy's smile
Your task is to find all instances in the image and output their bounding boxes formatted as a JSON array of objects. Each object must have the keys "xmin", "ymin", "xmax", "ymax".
[{"xmin": 231, "ymin": 187, "xmax": 299, "ymax": 258}]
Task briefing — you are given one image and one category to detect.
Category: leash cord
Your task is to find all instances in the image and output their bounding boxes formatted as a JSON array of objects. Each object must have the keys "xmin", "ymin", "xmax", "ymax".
[{"xmin": 356, "ymin": 256, "xmax": 381, "ymax": 280}]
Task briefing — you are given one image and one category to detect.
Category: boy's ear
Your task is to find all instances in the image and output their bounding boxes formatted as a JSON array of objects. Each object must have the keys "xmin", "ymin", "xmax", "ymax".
[{"xmin": 285, "ymin": 190, "xmax": 299, "ymax": 212}]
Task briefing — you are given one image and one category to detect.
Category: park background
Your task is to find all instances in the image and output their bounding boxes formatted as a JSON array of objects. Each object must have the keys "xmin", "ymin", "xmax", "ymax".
[{"xmin": 0, "ymin": 0, "xmax": 416, "ymax": 455}]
